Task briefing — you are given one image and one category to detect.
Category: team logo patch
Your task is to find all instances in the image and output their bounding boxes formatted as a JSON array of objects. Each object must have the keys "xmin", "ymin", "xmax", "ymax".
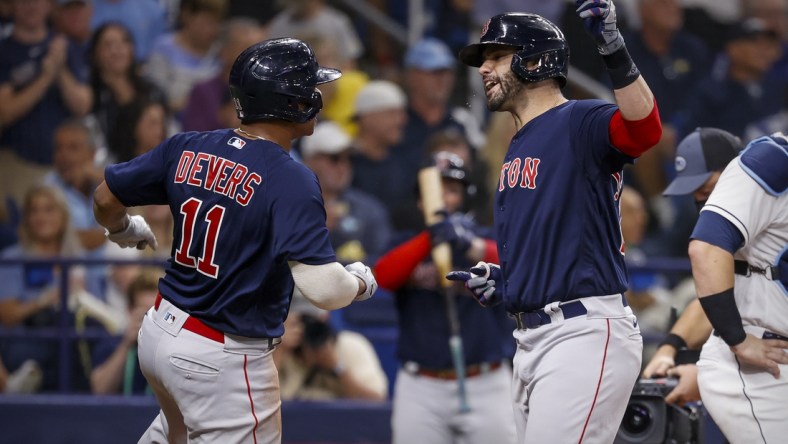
[
  {"xmin": 163, "ymin": 312, "xmax": 176, "ymax": 324},
  {"xmin": 481, "ymin": 19, "xmax": 490, "ymax": 37},
  {"xmin": 675, "ymin": 156, "xmax": 687, "ymax": 172},
  {"xmin": 228, "ymin": 137, "xmax": 246, "ymax": 149}
]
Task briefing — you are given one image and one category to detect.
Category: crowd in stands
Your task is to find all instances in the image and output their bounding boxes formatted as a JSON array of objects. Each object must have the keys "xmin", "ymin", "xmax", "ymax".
[{"xmin": 0, "ymin": 0, "xmax": 785, "ymax": 399}]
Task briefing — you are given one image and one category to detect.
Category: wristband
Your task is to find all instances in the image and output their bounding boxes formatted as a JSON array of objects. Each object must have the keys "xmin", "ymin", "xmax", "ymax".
[
  {"xmin": 602, "ymin": 46, "xmax": 640, "ymax": 89},
  {"xmin": 658, "ymin": 333, "xmax": 687, "ymax": 351},
  {"xmin": 698, "ymin": 288, "xmax": 746, "ymax": 347}
]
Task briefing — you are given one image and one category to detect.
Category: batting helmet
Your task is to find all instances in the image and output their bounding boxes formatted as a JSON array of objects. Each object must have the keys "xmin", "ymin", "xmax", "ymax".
[
  {"xmin": 229, "ymin": 38, "xmax": 342, "ymax": 124},
  {"xmin": 433, "ymin": 151, "xmax": 469, "ymax": 186},
  {"xmin": 459, "ymin": 13, "xmax": 569, "ymax": 87}
]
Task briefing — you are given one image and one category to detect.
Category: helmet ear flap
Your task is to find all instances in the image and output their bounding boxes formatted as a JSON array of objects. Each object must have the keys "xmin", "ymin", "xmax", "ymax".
[{"xmin": 510, "ymin": 50, "xmax": 567, "ymax": 87}]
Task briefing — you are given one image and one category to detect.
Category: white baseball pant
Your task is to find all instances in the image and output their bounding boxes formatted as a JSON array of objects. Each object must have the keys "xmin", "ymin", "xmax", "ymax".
[
  {"xmin": 511, "ymin": 294, "xmax": 642, "ymax": 443},
  {"xmin": 137, "ymin": 297, "xmax": 282, "ymax": 444}
]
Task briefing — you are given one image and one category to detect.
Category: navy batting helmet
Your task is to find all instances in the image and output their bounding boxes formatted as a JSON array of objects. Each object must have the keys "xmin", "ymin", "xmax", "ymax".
[
  {"xmin": 459, "ymin": 13, "xmax": 569, "ymax": 87},
  {"xmin": 229, "ymin": 38, "xmax": 341, "ymax": 124},
  {"xmin": 433, "ymin": 151, "xmax": 469, "ymax": 186}
]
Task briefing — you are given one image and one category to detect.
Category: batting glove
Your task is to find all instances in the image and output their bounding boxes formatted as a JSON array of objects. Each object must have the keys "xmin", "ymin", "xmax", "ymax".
[
  {"xmin": 345, "ymin": 262, "xmax": 378, "ymax": 302},
  {"xmin": 446, "ymin": 261, "xmax": 503, "ymax": 307},
  {"xmin": 106, "ymin": 215, "xmax": 158, "ymax": 250},
  {"xmin": 576, "ymin": 0, "xmax": 625, "ymax": 55}
]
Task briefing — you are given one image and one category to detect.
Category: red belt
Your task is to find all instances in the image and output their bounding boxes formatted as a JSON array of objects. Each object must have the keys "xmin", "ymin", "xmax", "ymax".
[
  {"xmin": 413, "ymin": 361, "xmax": 503, "ymax": 380},
  {"xmin": 155, "ymin": 293, "xmax": 225, "ymax": 343}
]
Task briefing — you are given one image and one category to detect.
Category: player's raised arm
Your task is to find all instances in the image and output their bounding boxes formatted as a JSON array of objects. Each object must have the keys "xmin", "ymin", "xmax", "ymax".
[{"xmin": 576, "ymin": 0, "xmax": 662, "ymax": 155}]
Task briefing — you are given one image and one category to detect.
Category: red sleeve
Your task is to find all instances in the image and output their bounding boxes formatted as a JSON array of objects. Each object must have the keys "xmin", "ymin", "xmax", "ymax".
[
  {"xmin": 482, "ymin": 239, "xmax": 499, "ymax": 264},
  {"xmin": 374, "ymin": 232, "xmax": 431, "ymax": 291},
  {"xmin": 608, "ymin": 99, "xmax": 662, "ymax": 157}
]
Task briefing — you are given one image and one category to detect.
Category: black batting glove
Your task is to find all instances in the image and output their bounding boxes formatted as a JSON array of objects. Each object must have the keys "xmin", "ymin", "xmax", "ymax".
[{"xmin": 428, "ymin": 213, "xmax": 475, "ymax": 253}]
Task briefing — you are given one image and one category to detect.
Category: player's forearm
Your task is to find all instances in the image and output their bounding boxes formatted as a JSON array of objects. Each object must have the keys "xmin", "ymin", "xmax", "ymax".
[
  {"xmin": 612, "ymin": 76, "xmax": 654, "ymax": 121},
  {"xmin": 93, "ymin": 180, "xmax": 129, "ymax": 233},
  {"xmin": 289, "ymin": 261, "xmax": 359, "ymax": 310}
]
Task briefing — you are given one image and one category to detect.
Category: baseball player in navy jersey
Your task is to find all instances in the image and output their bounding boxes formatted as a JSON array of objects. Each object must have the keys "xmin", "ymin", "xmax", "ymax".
[
  {"xmin": 375, "ymin": 152, "xmax": 516, "ymax": 444},
  {"xmin": 448, "ymin": 3, "xmax": 662, "ymax": 442},
  {"xmin": 92, "ymin": 38, "xmax": 377, "ymax": 444},
  {"xmin": 688, "ymin": 133, "xmax": 788, "ymax": 443}
]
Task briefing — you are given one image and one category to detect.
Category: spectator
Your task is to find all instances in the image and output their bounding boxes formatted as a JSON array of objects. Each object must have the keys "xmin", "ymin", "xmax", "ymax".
[
  {"xmin": 91, "ymin": 0, "xmax": 165, "ymax": 61},
  {"xmin": 745, "ymin": 87, "xmax": 788, "ymax": 141},
  {"xmin": 623, "ymin": 0, "xmax": 711, "ymax": 223},
  {"xmin": 145, "ymin": 0, "xmax": 226, "ymax": 116},
  {"xmin": 348, "ymin": 80, "xmax": 411, "ymax": 221},
  {"xmin": 133, "ymin": 100, "xmax": 169, "ymax": 157},
  {"xmin": 181, "ymin": 17, "xmax": 266, "ymax": 132},
  {"xmin": 51, "ymin": 0, "xmax": 94, "ymax": 60},
  {"xmin": 298, "ymin": 33, "xmax": 369, "ymax": 137},
  {"xmin": 301, "ymin": 121, "xmax": 392, "ymax": 265},
  {"xmin": 266, "ymin": 0, "xmax": 363, "ymax": 67},
  {"xmin": 86, "ymin": 22, "xmax": 165, "ymax": 164},
  {"xmin": 89, "ymin": 268, "xmax": 160, "ymax": 395},
  {"xmin": 0, "ymin": 0, "xmax": 92, "ymax": 211},
  {"xmin": 374, "ymin": 152, "xmax": 516, "ymax": 444},
  {"xmin": 619, "ymin": 186, "xmax": 677, "ymax": 344},
  {"xmin": 391, "ymin": 37, "xmax": 484, "ymax": 231},
  {"xmin": 682, "ymin": 18, "xmax": 784, "ymax": 139},
  {"xmin": 275, "ymin": 294, "xmax": 388, "ymax": 401},
  {"xmin": 0, "ymin": 185, "xmax": 93, "ymax": 392},
  {"xmin": 744, "ymin": 0, "xmax": 788, "ymax": 81},
  {"xmin": 45, "ymin": 119, "xmax": 105, "ymax": 252}
]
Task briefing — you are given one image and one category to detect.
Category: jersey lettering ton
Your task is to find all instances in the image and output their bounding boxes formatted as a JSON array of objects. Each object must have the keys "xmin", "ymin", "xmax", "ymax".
[
  {"xmin": 495, "ymin": 100, "xmax": 633, "ymax": 313},
  {"xmin": 105, "ymin": 129, "xmax": 336, "ymax": 338}
]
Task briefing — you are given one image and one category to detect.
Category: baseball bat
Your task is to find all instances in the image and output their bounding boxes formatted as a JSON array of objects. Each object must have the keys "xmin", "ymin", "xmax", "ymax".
[{"xmin": 418, "ymin": 166, "xmax": 471, "ymax": 413}]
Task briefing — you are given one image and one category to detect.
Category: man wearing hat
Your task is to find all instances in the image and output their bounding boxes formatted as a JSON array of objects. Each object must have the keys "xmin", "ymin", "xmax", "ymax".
[
  {"xmin": 301, "ymin": 121, "xmax": 392, "ymax": 265},
  {"xmin": 643, "ymin": 127, "xmax": 743, "ymax": 405},
  {"xmin": 682, "ymin": 18, "xmax": 784, "ymax": 139},
  {"xmin": 644, "ymin": 129, "xmax": 788, "ymax": 444},
  {"xmin": 390, "ymin": 37, "xmax": 485, "ymax": 231}
]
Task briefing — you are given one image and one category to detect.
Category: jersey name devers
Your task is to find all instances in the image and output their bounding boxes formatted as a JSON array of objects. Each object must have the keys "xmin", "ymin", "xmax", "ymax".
[
  {"xmin": 174, "ymin": 150, "xmax": 262, "ymax": 206},
  {"xmin": 499, "ymin": 157, "xmax": 541, "ymax": 191}
]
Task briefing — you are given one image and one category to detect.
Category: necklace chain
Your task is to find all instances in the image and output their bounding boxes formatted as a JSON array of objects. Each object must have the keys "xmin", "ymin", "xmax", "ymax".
[{"xmin": 236, "ymin": 127, "xmax": 267, "ymax": 141}]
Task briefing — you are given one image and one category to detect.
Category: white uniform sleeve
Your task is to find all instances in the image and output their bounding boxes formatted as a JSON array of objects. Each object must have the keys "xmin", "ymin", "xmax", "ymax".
[
  {"xmin": 702, "ymin": 161, "xmax": 777, "ymax": 247},
  {"xmin": 289, "ymin": 261, "xmax": 360, "ymax": 310}
]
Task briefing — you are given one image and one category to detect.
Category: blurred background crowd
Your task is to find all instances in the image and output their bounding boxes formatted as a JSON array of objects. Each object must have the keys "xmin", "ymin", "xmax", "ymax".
[{"xmin": 0, "ymin": 0, "xmax": 785, "ymax": 401}]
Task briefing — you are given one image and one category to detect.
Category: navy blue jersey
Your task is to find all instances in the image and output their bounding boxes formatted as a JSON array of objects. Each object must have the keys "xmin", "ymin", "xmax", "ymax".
[
  {"xmin": 387, "ymin": 225, "xmax": 514, "ymax": 368},
  {"xmin": 105, "ymin": 129, "xmax": 336, "ymax": 338},
  {"xmin": 495, "ymin": 100, "xmax": 632, "ymax": 313}
]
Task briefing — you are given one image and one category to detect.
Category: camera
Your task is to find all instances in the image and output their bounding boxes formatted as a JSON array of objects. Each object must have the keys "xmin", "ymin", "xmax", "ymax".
[
  {"xmin": 300, "ymin": 314, "xmax": 337, "ymax": 349},
  {"xmin": 615, "ymin": 378, "xmax": 704, "ymax": 444}
]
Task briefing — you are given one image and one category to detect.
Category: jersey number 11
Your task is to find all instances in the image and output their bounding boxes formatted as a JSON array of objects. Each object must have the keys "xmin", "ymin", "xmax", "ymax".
[{"xmin": 175, "ymin": 197, "xmax": 226, "ymax": 279}]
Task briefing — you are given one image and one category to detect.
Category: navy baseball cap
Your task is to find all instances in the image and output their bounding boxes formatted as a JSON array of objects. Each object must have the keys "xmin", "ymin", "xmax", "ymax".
[
  {"xmin": 663, "ymin": 128, "xmax": 743, "ymax": 196},
  {"xmin": 404, "ymin": 38, "xmax": 455, "ymax": 70}
]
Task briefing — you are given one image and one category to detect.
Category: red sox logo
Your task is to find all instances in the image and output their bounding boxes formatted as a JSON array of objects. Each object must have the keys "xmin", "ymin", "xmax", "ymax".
[{"xmin": 481, "ymin": 19, "xmax": 491, "ymax": 37}]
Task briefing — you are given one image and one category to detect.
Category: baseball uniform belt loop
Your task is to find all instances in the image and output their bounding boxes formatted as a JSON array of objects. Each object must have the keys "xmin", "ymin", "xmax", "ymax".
[
  {"xmin": 405, "ymin": 361, "xmax": 503, "ymax": 380},
  {"xmin": 734, "ymin": 260, "xmax": 780, "ymax": 280},
  {"xmin": 713, "ymin": 329, "xmax": 788, "ymax": 342}
]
